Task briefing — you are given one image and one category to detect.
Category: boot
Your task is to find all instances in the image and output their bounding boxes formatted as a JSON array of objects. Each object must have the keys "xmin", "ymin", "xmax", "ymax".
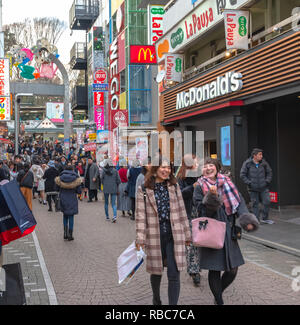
[
  {"xmin": 64, "ymin": 226, "xmax": 68, "ymax": 240},
  {"xmin": 68, "ymin": 229, "xmax": 74, "ymax": 241},
  {"xmin": 48, "ymin": 202, "xmax": 52, "ymax": 212}
]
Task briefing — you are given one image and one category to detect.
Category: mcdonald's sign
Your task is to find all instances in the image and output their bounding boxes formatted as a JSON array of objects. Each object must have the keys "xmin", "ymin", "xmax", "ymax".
[{"xmin": 130, "ymin": 45, "xmax": 157, "ymax": 65}]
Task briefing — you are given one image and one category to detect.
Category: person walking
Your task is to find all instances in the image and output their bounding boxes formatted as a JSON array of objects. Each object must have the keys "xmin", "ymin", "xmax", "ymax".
[
  {"xmin": 240, "ymin": 148, "xmax": 273, "ymax": 224},
  {"xmin": 127, "ymin": 159, "xmax": 142, "ymax": 221},
  {"xmin": 101, "ymin": 159, "xmax": 121, "ymax": 223},
  {"xmin": 55, "ymin": 166, "xmax": 82, "ymax": 241},
  {"xmin": 43, "ymin": 161, "xmax": 59, "ymax": 212},
  {"xmin": 117, "ymin": 159, "xmax": 132, "ymax": 218},
  {"xmin": 17, "ymin": 163, "xmax": 34, "ymax": 211},
  {"xmin": 135, "ymin": 157, "xmax": 192, "ymax": 305},
  {"xmin": 84, "ymin": 158, "xmax": 100, "ymax": 202},
  {"xmin": 177, "ymin": 154, "xmax": 201, "ymax": 287},
  {"xmin": 193, "ymin": 158, "xmax": 259, "ymax": 305},
  {"xmin": 30, "ymin": 158, "xmax": 44, "ymax": 201}
]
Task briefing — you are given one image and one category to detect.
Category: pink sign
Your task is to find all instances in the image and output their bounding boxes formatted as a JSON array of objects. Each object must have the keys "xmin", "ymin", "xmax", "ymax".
[
  {"xmin": 94, "ymin": 106, "xmax": 105, "ymax": 131},
  {"xmin": 84, "ymin": 143, "xmax": 97, "ymax": 152}
]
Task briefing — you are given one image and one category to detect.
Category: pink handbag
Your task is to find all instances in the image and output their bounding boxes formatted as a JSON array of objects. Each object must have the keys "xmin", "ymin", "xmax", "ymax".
[{"xmin": 192, "ymin": 217, "xmax": 226, "ymax": 249}]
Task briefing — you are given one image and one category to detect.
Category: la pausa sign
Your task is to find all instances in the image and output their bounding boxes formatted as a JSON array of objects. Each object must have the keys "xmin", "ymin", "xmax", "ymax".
[{"xmin": 176, "ymin": 72, "xmax": 243, "ymax": 110}]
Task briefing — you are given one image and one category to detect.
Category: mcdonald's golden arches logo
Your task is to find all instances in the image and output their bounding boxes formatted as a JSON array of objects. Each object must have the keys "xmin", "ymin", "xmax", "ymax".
[{"xmin": 130, "ymin": 45, "xmax": 158, "ymax": 65}]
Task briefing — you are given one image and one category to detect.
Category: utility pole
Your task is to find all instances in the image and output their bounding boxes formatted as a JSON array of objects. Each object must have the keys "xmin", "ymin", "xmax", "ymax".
[{"xmin": 0, "ymin": 0, "xmax": 4, "ymax": 58}]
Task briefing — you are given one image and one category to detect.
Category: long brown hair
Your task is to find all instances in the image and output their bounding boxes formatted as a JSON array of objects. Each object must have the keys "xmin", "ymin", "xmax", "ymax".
[{"xmin": 144, "ymin": 156, "xmax": 177, "ymax": 190}]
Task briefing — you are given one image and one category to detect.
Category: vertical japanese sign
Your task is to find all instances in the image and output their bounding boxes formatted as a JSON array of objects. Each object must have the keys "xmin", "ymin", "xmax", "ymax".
[
  {"xmin": 148, "ymin": 5, "xmax": 165, "ymax": 45},
  {"xmin": 94, "ymin": 92, "xmax": 105, "ymax": 131},
  {"xmin": 0, "ymin": 59, "xmax": 11, "ymax": 121},
  {"xmin": 224, "ymin": 10, "xmax": 249, "ymax": 50},
  {"xmin": 165, "ymin": 54, "xmax": 183, "ymax": 83}
]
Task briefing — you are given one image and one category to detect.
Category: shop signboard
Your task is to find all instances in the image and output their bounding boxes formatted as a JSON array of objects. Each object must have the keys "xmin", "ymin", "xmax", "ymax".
[
  {"xmin": 130, "ymin": 45, "xmax": 157, "ymax": 65},
  {"xmin": 0, "ymin": 59, "xmax": 10, "ymax": 97},
  {"xmin": 89, "ymin": 133, "xmax": 97, "ymax": 141},
  {"xmin": 84, "ymin": 143, "xmax": 97, "ymax": 152},
  {"xmin": 0, "ymin": 97, "xmax": 11, "ymax": 121},
  {"xmin": 224, "ymin": 10, "xmax": 249, "ymax": 50},
  {"xmin": 93, "ymin": 83, "xmax": 109, "ymax": 92},
  {"xmin": 165, "ymin": 54, "xmax": 183, "ymax": 83},
  {"xmin": 94, "ymin": 106, "xmax": 105, "ymax": 131},
  {"xmin": 94, "ymin": 69, "xmax": 107, "ymax": 83},
  {"xmin": 148, "ymin": 5, "xmax": 165, "ymax": 45},
  {"xmin": 155, "ymin": 0, "xmax": 251, "ymax": 63}
]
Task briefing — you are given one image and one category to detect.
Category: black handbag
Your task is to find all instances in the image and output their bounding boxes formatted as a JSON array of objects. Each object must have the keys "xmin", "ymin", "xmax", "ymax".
[{"xmin": 232, "ymin": 215, "xmax": 242, "ymax": 241}]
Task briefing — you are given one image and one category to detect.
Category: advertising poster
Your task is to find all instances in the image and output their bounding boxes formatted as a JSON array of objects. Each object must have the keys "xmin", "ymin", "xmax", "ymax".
[
  {"xmin": 0, "ymin": 97, "xmax": 11, "ymax": 121},
  {"xmin": 221, "ymin": 126, "xmax": 231, "ymax": 167},
  {"xmin": 135, "ymin": 137, "xmax": 148, "ymax": 163},
  {"xmin": 97, "ymin": 130, "xmax": 109, "ymax": 144},
  {"xmin": 46, "ymin": 103, "xmax": 73, "ymax": 123}
]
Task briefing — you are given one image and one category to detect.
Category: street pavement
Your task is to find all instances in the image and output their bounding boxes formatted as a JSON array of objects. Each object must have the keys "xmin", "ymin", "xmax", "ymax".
[{"xmin": 2, "ymin": 195, "xmax": 300, "ymax": 305}]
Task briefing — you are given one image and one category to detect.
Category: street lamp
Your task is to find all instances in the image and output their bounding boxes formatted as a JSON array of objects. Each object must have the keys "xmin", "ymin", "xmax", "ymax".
[{"xmin": 14, "ymin": 93, "xmax": 34, "ymax": 156}]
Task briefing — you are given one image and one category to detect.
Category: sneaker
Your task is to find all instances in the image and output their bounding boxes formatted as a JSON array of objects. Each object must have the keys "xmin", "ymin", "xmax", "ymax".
[
  {"xmin": 112, "ymin": 217, "xmax": 117, "ymax": 223},
  {"xmin": 261, "ymin": 219, "xmax": 274, "ymax": 225},
  {"xmin": 106, "ymin": 217, "xmax": 110, "ymax": 221}
]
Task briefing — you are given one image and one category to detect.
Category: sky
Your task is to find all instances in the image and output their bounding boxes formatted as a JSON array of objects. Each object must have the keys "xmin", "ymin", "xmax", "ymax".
[{"xmin": 2, "ymin": 0, "xmax": 86, "ymax": 64}]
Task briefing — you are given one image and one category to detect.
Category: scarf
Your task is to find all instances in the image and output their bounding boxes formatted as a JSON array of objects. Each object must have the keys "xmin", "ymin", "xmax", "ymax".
[{"xmin": 198, "ymin": 173, "xmax": 241, "ymax": 216}]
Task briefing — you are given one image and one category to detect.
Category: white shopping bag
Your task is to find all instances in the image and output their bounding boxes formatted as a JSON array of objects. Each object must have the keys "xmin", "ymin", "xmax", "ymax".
[{"xmin": 117, "ymin": 242, "xmax": 146, "ymax": 285}]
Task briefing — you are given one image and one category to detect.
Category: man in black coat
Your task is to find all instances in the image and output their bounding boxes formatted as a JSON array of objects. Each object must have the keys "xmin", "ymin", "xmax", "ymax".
[
  {"xmin": 43, "ymin": 161, "xmax": 60, "ymax": 212},
  {"xmin": 240, "ymin": 148, "xmax": 273, "ymax": 224}
]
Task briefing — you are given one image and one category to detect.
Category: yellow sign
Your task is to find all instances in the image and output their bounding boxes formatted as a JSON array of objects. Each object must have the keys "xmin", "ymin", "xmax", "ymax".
[
  {"xmin": 138, "ymin": 48, "xmax": 154, "ymax": 62},
  {"xmin": 89, "ymin": 133, "xmax": 97, "ymax": 141}
]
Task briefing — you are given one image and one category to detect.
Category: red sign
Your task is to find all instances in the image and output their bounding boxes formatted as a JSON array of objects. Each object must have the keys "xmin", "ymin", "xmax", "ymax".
[
  {"xmin": 94, "ymin": 69, "xmax": 107, "ymax": 83},
  {"xmin": 112, "ymin": 110, "xmax": 128, "ymax": 128},
  {"xmin": 269, "ymin": 192, "xmax": 278, "ymax": 203},
  {"xmin": 84, "ymin": 143, "xmax": 97, "ymax": 152},
  {"xmin": 130, "ymin": 45, "xmax": 157, "ymax": 65},
  {"xmin": 94, "ymin": 92, "xmax": 104, "ymax": 107}
]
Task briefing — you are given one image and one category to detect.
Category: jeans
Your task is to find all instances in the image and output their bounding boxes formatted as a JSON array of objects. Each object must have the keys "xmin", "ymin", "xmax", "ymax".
[
  {"xmin": 104, "ymin": 194, "xmax": 117, "ymax": 218},
  {"xmin": 249, "ymin": 189, "xmax": 271, "ymax": 221},
  {"xmin": 63, "ymin": 215, "xmax": 74, "ymax": 231},
  {"xmin": 151, "ymin": 234, "xmax": 180, "ymax": 305}
]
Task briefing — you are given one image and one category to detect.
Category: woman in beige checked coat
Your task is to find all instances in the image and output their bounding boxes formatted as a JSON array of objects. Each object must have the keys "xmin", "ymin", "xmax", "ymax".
[{"xmin": 136, "ymin": 157, "xmax": 192, "ymax": 305}]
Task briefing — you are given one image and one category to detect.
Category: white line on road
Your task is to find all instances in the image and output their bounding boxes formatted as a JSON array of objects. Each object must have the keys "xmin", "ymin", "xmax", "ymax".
[
  {"xmin": 245, "ymin": 258, "xmax": 295, "ymax": 281},
  {"xmin": 32, "ymin": 231, "xmax": 58, "ymax": 305}
]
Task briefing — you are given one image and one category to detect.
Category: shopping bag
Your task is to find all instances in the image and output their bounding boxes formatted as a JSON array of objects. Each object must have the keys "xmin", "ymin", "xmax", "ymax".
[
  {"xmin": 0, "ymin": 181, "xmax": 37, "ymax": 246},
  {"xmin": 117, "ymin": 242, "xmax": 146, "ymax": 285},
  {"xmin": 0, "ymin": 263, "xmax": 26, "ymax": 305}
]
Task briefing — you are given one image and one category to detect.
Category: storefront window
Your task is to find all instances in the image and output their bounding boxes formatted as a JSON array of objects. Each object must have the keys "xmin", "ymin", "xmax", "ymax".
[{"xmin": 129, "ymin": 65, "xmax": 152, "ymax": 124}]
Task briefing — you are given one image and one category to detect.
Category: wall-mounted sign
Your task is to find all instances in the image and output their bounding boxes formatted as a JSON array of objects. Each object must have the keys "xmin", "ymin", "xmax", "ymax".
[
  {"xmin": 130, "ymin": 45, "xmax": 157, "ymax": 65},
  {"xmin": 176, "ymin": 71, "xmax": 243, "ymax": 110},
  {"xmin": 148, "ymin": 5, "xmax": 165, "ymax": 45},
  {"xmin": 94, "ymin": 69, "xmax": 107, "ymax": 83},
  {"xmin": 112, "ymin": 110, "xmax": 128, "ymax": 128},
  {"xmin": 0, "ymin": 59, "xmax": 10, "ymax": 97},
  {"xmin": 97, "ymin": 130, "xmax": 109, "ymax": 144},
  {"xmin": 0, "ymin": 97, "xmax": 11, "ymax": 121},
  {"xmin": 224, "ymin": 10, "xmax": 249, "ymax": 51},
  {"xmin": 84, "ymin": 143, "xmax": 97, "ymax": 152},
  {"xmin": 46, "ymin": 103, "xmax": 73, "ymax": 123},
  {"xmin": 156, "ymin": 0, "xmax": 251, "ymax": 63},
  {"xmin": 93, "ymin": 83, "xmax": 109, "ymax": 92},
  {"xmin": 165, "ymin": 54, "xmax": 183, "ymax": 83},
  {"xmin": 220, "ymin": 126, "xmax": 231, "ymax": 167}
]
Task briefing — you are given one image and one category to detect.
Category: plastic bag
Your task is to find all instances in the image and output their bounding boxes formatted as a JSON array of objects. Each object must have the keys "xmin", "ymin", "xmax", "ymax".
[{"xmin": 117, "ymin": 242, "xmax": 146, "ymax": 285}]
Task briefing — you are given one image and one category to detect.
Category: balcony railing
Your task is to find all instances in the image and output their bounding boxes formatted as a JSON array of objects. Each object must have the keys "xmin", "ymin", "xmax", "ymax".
[
  {"xmin": 71, "ymin": 86, "xmax": 88, "ymax": 111},
  {"xmin": 69, "ymin": 0, "xmax": 100, "ymax": 31},
  {"xmin": 70, "ymin": 42, "xmax": 87, "ymax": 70},
  {"xmin": 182, "ymin": 12, "xmax": 300, "ymax": 81}
]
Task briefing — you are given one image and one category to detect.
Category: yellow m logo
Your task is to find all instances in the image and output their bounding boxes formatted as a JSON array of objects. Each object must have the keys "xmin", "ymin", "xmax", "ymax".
[{"xmin": 138, "ymin": 48, "xmax": 154, "ymax": 62}]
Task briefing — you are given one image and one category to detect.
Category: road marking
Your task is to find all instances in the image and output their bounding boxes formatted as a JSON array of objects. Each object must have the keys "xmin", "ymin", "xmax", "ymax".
[
  {"xmin": 32, "ymin": 231, "xmax": 58, "ymax": 305},
  {"xmin": 245, "ymin": 258, "xmax": 295, "ymax": 281},
  {"xmin": 24, "ymin": 283, "xmax": 37, "ymax": 286},
  {"xmin": 20, "ymin": 257, "xmax": 32, "ymax": 260},
  {"xmin": 31, "ymin": 288, "xmax": 47, "ymax": 292},
  {"xmin": 26, "ymin": 260, "xmax": 39, "ymax": 264},
  {"xmin": 14, "ymin": 253, "xmax": 25, "ymax": 256}
]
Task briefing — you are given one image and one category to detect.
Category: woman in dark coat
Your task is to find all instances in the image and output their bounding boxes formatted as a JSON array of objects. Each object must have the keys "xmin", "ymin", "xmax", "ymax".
[
  {"xmin": 193, "ymin": 158, "xmax": 259, "ymax": 305},
  {"xmin": 43, "ymin": 161, "xmax": 59, "ymax": 212},
  {"xmin": 55, "ymin": 166, "xmax": 82, "ymax": 241},
  {"xmin": 127, "ymin": 159, "xmax": 142, "ymax": 220},
  {"xmin": 177, "ymin": 154, "xmax": 201, "ymax": 287}
]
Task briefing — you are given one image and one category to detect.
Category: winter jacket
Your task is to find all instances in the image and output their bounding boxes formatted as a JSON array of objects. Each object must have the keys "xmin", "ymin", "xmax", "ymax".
[
  {"xmin": 55, "ymin": 170, "xmax": 82, "ymax": 216},
  {"xmin": 84, "ymin": 163, "xmax": 100, "ymax": 190},
  {"xmin": 127, "ymin": 167, "xmax": 142, "ymax": 198},
  {"xmin": 177, "ymin": 177, "xmax": 198, "ymax": 220},
  {"xmin": 240, "ymin": 158, "xmax": 272, "ymax": 192},
  {"xmin": 136, "ymin": 182, "xmax": 192, "ymax": 275},
  {"xmin": 17, "ymin": 170, "xmax": 34, "ymax": 189},
  {"xmin": 43, "ymin": 167, "xmax": 59, "ymax": 193},
  {"xmin": 30, "ymin": 164, "xmax": 44, "ymax": 184},
  {"xmin": 101, "ymin": 166, "xmax": 121, "ymax": 194}
]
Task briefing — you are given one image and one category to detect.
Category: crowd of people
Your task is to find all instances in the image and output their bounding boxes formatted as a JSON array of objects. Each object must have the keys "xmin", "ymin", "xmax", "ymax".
[{"xmin": 0, "ymin": 140, "xmax": 273, "ymax": 306}]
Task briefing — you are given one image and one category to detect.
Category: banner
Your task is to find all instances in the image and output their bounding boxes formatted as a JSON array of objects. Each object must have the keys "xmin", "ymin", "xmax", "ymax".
[
  {"xmin": 224, "ymin": 10, "xmax": 249, "ymax": 50},
  {"xmin": 148, "ymin": 5, "xmax": 165, "ymax": 45},
  {"xmin": 165, "ymin": 54, "xmax": 183, "ymax": 83}
]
